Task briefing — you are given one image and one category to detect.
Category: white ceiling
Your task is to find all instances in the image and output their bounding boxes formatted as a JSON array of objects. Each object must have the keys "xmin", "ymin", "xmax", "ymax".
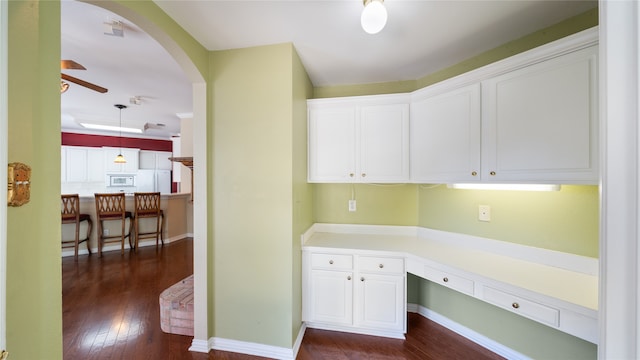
[{"xmin": 61, "ymin": 0, "xmax": 597, "ymax": 140}]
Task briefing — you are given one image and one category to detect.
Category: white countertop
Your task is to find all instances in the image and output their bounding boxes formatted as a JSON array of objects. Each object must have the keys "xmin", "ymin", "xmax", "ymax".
[{"xmin": 304, "ymin": 226, "xmax": 598, "ymax": 312}]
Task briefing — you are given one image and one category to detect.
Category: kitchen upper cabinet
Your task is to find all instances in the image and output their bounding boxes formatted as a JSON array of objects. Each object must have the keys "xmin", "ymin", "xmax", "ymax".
[
  {"xmin": 482, "ymin": 45, "xmax": 598, "ymax": 183},
  {"xmin": 139, "ymin": 150, "xmax": 172, "ymax": 170},
  {"xmin": 103, "ymin": 147, "xmax": 139, "ymax": 174},
  {"xmin": 308, "ymin": 94, "xmax": 410, "ymax": 183},
  {"xmin": 61, "ymin": 146, "xmax": 105, "ymax": 183},
  {"xmin": 410, "ymin": 83, "xmax": 481, "ymax": 183}
]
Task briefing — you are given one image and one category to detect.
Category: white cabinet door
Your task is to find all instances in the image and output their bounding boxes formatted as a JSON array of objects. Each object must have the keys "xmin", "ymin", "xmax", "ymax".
[
  {"xmin": 308, "ymin": 106, "xmax": 356, "ymax": 182},
  {"xmin": 61, "ymin": 147, "xmax": 67, "ymax": 182},
  {"xmin": 410, "ymin": 84, "xmax": 481, "ymax": 182},
  {"xmin": 359, "ymin": 103, "xmax": 409, "ymax": 182},
  {"xmin": 355, "ymin": 273, "xmax": 405, "ymax": 331},
  {"xmin": 156, "ymin": 151, "xmax": 173, "ymax": 170},
  {"xmin": 482, "ymin": 46, "xmax": 598, "ymax": 183},
  {"xmin": 309, "ymin": 269, "xmax": 353, "ymax": 325},
  {"xmin": 138, "ymin": 150, "xmax": 156, "ymax": 170},
  {"xmin": 65, "ymin": 147, "xmax": 88, "ymax": 182},
  {"xmin": 86, "ymin": 148, "xmax": 105, "ymax": 182}
]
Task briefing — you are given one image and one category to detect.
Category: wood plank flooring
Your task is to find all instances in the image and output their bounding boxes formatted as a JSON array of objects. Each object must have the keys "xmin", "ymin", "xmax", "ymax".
[{"xmin": 63, "ymin": 238, "xmax": 504, "ymax": 359}]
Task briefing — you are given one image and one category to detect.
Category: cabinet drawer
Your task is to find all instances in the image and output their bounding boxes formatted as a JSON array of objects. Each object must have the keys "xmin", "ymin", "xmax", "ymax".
[
  {"xmin": 311, "ymin": 253, "xmax": 353, "ymax": 270},
  {"xmin": 359, "ymin": 256, "xmax": 404, "ymax": 274},
  {"xmin": 482, "ymin": 286, "xmax": 559, "ymax": 327},
  {"xmin": 423, "ymin": 265, "xmax": 474, "ymax": 296}
]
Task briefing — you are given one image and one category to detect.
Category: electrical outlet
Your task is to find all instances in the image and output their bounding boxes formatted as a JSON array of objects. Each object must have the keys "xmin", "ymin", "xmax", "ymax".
[
  {"xmin": 478, "ymin": 205, "xmax": 491, "ymax": 222},
  {"xmin": 348, "ymin": 200, "xmax": 357, "ymax": 212}
]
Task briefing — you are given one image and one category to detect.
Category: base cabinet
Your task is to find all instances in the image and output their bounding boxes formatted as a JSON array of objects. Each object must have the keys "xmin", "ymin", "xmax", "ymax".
[
  {"xmin": 303, "ymin": 251, "xmax": 406, "ymax": 338},
  {"xmin": 309, "ymin": 269, "xmax": 353, "ymax": 325}
]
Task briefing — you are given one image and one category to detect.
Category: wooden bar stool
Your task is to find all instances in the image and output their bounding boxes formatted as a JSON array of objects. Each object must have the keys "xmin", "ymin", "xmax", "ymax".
[
  {"xmin": 94, "ymin": 193, "xmax": 134, "ymax": 256},
  {"xmin": 61, "ymin": 194, "xmax": 92, "ymax": 260},
  {"xmin": 133, "ymin": 192, "xmax": 164, "ymax": 250}
]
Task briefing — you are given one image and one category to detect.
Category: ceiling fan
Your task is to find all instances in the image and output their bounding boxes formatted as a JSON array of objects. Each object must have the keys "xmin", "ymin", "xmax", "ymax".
[{"xmin": 60, "ymin": 60, "xmax": 108, "ymax": 94}]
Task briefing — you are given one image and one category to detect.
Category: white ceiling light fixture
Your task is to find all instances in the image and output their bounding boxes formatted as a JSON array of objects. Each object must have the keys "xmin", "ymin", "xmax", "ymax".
[{"xmin": 361, "ymin": 0, "xmax": 388, "ymax": 35}]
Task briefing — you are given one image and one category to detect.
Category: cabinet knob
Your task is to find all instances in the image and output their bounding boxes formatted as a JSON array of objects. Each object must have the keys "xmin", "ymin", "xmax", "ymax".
[
  {"xmin": 347, "ymin": 276, "xmax": 351, "ymax": 281},
  {"xmin": 361, "ymin": 173, "xmax": 366, "ymax": 178},
  {"xmin": 378, "ymin": 264, "xmax": 384, "ymax": 269},
  {"xmin": 349, "ymin": 173, "xmax": 355, "ymax": 177},
  {"xmin": 512, "ymin": 302, "xmax": 520, "ymax": 309},
  {"xmin": 443, "ymin": 277, "xmax": 449, "ymax": 283},
  {"xmin": 490, "ymin": 171, "xmax": 496, "ymax": 176},
  {"xmin": 329, "ymin": 260, "xmax": 334, "ymax": 265},
  {"xmin": 471, "ymin": 171, "xmax": 477, "ymax": 176},
  {"xmin": 360, "ymin": 277, "xmax": 365, "ymax": 282}
]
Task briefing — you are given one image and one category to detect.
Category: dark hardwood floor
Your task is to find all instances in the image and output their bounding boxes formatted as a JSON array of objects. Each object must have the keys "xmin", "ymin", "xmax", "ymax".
[{"xmin": 63, "ymin": 239, "xmax": 504, "ymax": 360}]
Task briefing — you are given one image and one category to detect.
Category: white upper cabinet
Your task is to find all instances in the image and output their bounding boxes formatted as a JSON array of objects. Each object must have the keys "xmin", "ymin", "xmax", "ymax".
[
  {"xmin": 482, "ymin": 45, "xmax": 598, "ymax": 183},
  {"xmin": 308, "ymin": 94, "xmax": 410, "ymax": 183},
  {"xmin": 410, "ymin": 83, "xmax": 481, "ymax": 183},
  {"xmin": 61, "ymin": 146, "xmax": 105, "ymax": 183},
  {"xmin": 139, "ymin": 150, "xmax": 172, "ymax": 170}
]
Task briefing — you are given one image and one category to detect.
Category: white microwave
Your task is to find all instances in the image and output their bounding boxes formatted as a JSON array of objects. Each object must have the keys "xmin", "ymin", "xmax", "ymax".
[{"xmin": 107, "ymin": 175, "xmax": 135, "ymax": 187}]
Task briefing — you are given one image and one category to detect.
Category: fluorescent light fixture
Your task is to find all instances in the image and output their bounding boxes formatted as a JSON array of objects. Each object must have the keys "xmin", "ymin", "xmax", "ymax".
[
  {"xmin": 447, "ymin": 183, "xmax": 561, "ymax": 192},
  {"xmin": 80, "ymin": 123, "xmax": 142, "ymax": 134}
]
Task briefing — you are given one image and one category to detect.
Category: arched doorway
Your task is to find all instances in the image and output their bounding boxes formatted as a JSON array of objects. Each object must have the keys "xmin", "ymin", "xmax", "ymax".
[{"xmin": 63, "ymin": 0, "xmax": 208, "ymax": 351}]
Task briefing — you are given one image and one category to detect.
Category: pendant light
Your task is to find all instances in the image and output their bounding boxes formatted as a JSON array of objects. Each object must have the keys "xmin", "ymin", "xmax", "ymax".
[
  {"xmin": 361, "ymin": 0, "xmax": 387, "ymax": 34},
  {"xmin": 114, "ymin": 104, "xmax": 127, "ymax": 163}
]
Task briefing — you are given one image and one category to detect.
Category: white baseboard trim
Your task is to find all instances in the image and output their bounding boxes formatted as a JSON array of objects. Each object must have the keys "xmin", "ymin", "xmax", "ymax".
[
  {"xmin": 190, "ymin": 322, "xmax": 307, "ymax": 358},
  {"xmin": 61, "ymin": 233, "xmax": 191, "ymax": 257},
  {"xmin": 210, "ymin": 337, "xmax": 296, "ymax": 360},
  {"xmin": 188, "ymin": 338, "xmax": 209, "ymax": 353},
  {"xmin": 408, "ymin": 303, "xmax": 531, "ymax": 360}
]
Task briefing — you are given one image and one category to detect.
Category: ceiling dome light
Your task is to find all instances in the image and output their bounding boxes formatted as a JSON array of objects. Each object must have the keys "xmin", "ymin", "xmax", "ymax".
[{"xmin": 361, "ymin": 0, "xmax": 387, "ymax": 35}]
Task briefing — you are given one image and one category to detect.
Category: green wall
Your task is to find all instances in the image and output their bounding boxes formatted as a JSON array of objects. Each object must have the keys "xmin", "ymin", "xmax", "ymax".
[
  {"xmin": 291, "ymin": 46, "xmax": 315, "ymax": 342},
  {"xmin": 7, "ymin": 1, "xmax": 63, "ymax": 358},
  {"xmin": 311, "ymin": 7, "xmax": 599, "ymax": 360},
  {"xmin": 211, "ymin": 43, "xmax": 312, "ymax": 348},
  {"xmin": 419, "ymin": 185, "xmax": 599, "ymax": 257}
]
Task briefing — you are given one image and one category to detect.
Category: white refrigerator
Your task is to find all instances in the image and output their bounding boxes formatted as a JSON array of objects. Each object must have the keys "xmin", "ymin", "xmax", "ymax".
[{"xmin": 136, "ymin": 170, "xmax": 172, "ymax": 194}]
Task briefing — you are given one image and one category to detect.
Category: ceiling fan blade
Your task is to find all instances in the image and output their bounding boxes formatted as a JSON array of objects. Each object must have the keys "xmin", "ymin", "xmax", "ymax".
[
  {"xmin": 60, "ymin": 60, "xmax": 86, "ymax": 70},
  {"xmin": 61, "ymin": 73, "xmax": 108, "ymax": 93}
]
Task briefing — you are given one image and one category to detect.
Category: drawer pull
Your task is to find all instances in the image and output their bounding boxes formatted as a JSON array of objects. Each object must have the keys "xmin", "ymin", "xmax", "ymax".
[
  {"xmin": 329, "ymin": 260, "xmax": 334, "ymax": 265},
  {"xmin": 490, "ymin": 171, "xmax": 496, "ymax": 176},
  {"xmin": 443, "ymin": 277, "xmax": 449, "ymax": 283},
  {"xmin": 471, "ymin": 171, "xmax": 477, "ymax": 176},
  {"xmin": 512, "ymin": 302, "xmax": 520, "ymax": 309},
  {"xmin": 378, "ymin": 264, "xmax": 384, "ymax": 269},
  {"xmin": 360, "ymin": 277, "xmax": 365, "ymax": 282},
  {"xmin": 347, "ymin": 276, "xmax": 351, "ymax": 281},
  {"xmin": 349, "ymin": 173, "xmax": 354, "ymax": 178}
]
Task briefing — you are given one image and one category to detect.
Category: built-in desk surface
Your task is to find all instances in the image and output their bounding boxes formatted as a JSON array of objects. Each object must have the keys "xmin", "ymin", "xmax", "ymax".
[{"xmin": 303, "ymin": 223, "xmax": 598, "ymax": 344}]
